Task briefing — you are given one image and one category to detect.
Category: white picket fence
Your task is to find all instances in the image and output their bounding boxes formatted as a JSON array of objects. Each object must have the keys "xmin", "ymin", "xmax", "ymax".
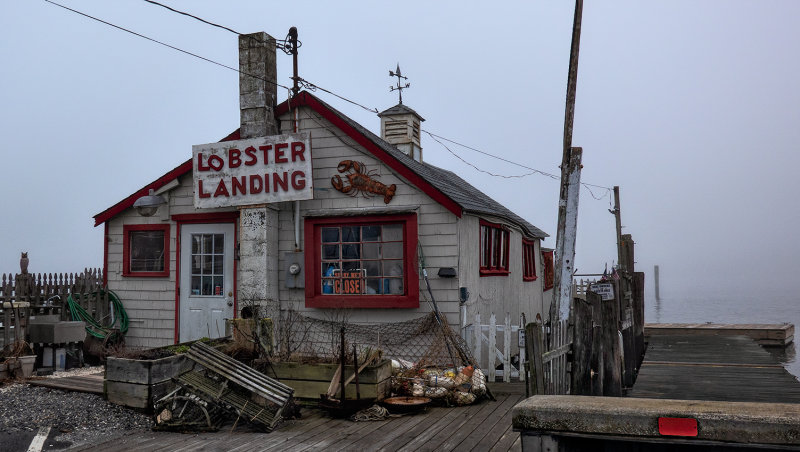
[
  {"xmin": 464, "ymin": 313, "xmax": 526, "ymax": 383},
  {"xmin": 572, "ymin": 278, "xmax": 597, "ymax": 299}
]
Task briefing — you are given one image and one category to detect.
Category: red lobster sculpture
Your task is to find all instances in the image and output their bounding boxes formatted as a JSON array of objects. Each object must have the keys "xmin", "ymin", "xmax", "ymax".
[{"xmin": 331, "ymin": 160, "xmax": 396, "ymax": 204}]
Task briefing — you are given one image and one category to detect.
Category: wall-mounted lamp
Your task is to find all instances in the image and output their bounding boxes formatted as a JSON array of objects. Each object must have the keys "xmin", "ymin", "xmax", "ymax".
[
  {"xmin": 133, "ymin": 189, "xmax": 167, "ymax": 217},
  {"xmin": 438, "ymin": 267, "xmax": 457, "ymax": 278}
]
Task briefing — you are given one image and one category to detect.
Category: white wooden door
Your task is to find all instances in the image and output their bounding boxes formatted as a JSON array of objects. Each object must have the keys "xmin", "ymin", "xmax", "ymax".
[{"xmin": 180, "ymin": 223, "xmax": 235, "ymax": 342}]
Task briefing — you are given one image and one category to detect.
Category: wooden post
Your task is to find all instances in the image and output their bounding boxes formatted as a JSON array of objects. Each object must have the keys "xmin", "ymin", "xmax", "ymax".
[
  {"xmin": 551, "ymin": 0, "xmax": 585, "ymax": 324},
  {"xmin": 588, "ymin": 292, "xmax": 604, "ymax": 396},
  {"xmin": 488, "ymin": 313, "xmax": 497, "ymax": 382},
  {"xmin": 601, "ymin": 289, "xmax": 623, "ymax": 396},
  {"xmin": 619, "ymin": 279, "xmax": 636, "ymax": 388},
  {"xmin": 525, "ymin": 322, "xmax": 546, "ymax": 396},
  {"xmin": 613, "ymin": 186, "xmax": 625, "ymax": 272},
  {"xmin": 654, "ymin": 265, "xmax": 661, "ymax": 301},
  {"xmin": 504, "ymin": 313, "xmax": 511, "ymax": 383},
  {"xmin": 632, "ymin": 272, "xmax": 646, "ymax": 369},
  {"xmin": 551, "ymin": 148, "xmax": 584, "ymax": 323},
  {"xmin": 571, "ymin": 296, "xmax": 593, "ymax": 395},
  {"xmin": 621, "ymin": 234, "xmax": 635, "ymax": 274},
  {"xmin": 474, "ymin": 313, "xmax": 482, "ymax": 372}
]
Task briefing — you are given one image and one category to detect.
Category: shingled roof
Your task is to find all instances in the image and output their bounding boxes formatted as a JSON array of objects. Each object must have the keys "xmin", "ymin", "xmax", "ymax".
[
  {"xmin": 95, "ymin": 91, "xmax": 547, "ymax": 239},
  {"xmin": 308, "ymin": 94, "xmax": 548, "ymax": 239}
]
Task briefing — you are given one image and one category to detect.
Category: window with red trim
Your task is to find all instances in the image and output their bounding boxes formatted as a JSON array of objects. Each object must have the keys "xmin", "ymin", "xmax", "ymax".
[
  {"xmin": 480, "ymin": 219, "xmax": 509, "ymax": 276},
  {"xmin": 522, "ymin": 238, "xmax": 537, "ymax": 281},
  {"xmin": 304, "ymin": 214, "xmax": 419, "ymax": 308},
  {"xmin": 123, "ymin": 224, "xmax": 170, "ymax": 277}
]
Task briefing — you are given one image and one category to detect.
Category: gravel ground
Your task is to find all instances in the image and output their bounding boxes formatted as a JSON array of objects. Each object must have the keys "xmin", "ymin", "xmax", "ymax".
[{"xmin": 0, "ymin": 368, "xmax": 152, "ymax": 449}]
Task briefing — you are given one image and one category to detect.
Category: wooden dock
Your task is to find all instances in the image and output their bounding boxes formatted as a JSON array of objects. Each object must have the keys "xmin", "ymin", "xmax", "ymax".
[
  {"xmin": 628, "ymin": 333, "xmax": 800, "ymax": 403},
  {"xmin": 77, "ymin": 384, "xmax": 526, "ymax": 452},
  {"xmin": 645, "ymin": 323, "xmax": 794, "ymax": 346}
]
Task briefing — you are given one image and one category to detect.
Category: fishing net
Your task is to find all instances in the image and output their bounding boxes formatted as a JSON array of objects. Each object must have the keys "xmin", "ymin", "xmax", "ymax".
[{"xmin": 275, "ymin": 310, "xmax": 477, "ymax": 370}]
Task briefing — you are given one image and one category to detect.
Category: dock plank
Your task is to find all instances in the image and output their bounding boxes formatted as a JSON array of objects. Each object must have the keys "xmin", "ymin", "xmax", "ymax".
[
  {"xmin": 83, "ymin": 388, "xmax": 523, "ymax": 452},
  {"xmin": 645, "ymin": 323, "xmax": 794, "ymax": 346},
  {"xmin": 630, "ymin": 333, "xmax": 800, "ymax": 403}
]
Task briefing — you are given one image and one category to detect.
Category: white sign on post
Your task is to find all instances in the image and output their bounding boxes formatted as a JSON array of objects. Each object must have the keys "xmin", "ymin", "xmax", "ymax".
[
  {"xmin": 193, "ymin": 132, "xmax": 313, "ymax": 208},
  {"xmin": 589, "ymin": 283, "xmax": 615, "ymax": 301}
]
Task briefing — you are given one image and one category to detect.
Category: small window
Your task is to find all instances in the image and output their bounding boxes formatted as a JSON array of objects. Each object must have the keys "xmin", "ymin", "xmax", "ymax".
[
  {"xmin": 480, "ymin": 219, "xmax": 509, "ymax": 276},
  {"xmin": 123, "ymin": 224, "xmax": 170, "ymax": 277},
  {"xmin": 522, "ymin": 238, "xmax": 537, "ymax": 281}
]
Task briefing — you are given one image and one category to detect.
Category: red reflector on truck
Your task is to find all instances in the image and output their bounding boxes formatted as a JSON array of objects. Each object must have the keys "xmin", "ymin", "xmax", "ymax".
[{"xmin": 658, "ymin": 417, "xmax": 698, "ymax": 437}]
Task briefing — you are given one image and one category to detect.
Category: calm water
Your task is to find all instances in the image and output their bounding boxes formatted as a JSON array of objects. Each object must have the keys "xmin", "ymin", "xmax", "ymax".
[{"xmin": 646, "ymin": 290, "xmax": 799, "ymax": 379}]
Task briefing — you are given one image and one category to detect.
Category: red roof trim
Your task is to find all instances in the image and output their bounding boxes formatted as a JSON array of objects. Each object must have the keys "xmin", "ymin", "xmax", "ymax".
[
  {"xmin": 93, "ymin": 130, "xmax": 241, "ymax": 227},
  {"xmin": 278, "ymin": 93, "xmax": 462, "ymax": 217},
  {"xmin": 94, "ymin": 91, "xmax": 464, "ymax": 225}
]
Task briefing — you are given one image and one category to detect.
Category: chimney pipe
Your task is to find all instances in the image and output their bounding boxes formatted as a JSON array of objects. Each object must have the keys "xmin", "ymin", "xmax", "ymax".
[{"xmin": 239, "ymin": 32, "xmax": 278, "ymax": 139}]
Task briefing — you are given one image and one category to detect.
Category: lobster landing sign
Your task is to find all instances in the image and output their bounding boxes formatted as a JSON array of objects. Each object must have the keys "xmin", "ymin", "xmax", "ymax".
[{"xmin": 192, "ymin": 132, "xmax": 313, "ymax": 208}]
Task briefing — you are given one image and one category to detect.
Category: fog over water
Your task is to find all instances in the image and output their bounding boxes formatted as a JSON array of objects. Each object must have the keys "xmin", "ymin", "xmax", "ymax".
[{"xmin": 646, "ymin": 279, "xmax": 799, "ymax": 378}]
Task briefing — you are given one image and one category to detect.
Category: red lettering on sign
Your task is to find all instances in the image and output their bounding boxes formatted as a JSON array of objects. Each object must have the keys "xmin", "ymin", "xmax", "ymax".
[
  {"xmin": 232, "ymin": 176, "xmax": 246, "ymax": 196},
  {"xmin": 291, "ymin": 171, "xmax": 306, "ymax": 190},
  {"xmin": 229, "ymin": 149, "xmax": 241, "ymax": 168},
  {"xmin": 198, "ymin": 179, "xmax": 211, "ymax": 198},
  {"xmin": 274, "ymin": 143, "xmax": 288, "ymax": 163},
  {"xmin": 197, "ymin": 153, "xmax": 211, "ymax": 172},
  {"xmin": 263, "ymin": 174, "xmax": 270, "ymax": 193},
  {"xmin": 244, "ymin": 146, "xmax": 257, "ymax": 166},
  {"xmin": 214, "ymin": 179, "xmax": 229, "ymax": 197},
  {"xmin": 249, "ymin": 175, "xmax": 263, "ymax": 194},
  {"xmin": 273, "ymin": 172, "xmax": 288, "ymax": 192},
  {"xmin": 207, "ymin": 155, "xmax": 224, "ymax": 171},
  {"xmin": 334, "ymin": 280, "xmax": 341, "ymax": 293},
  {"xmin": 259, "ymin": 145, "xmax": 272, "ymax": 163},
  {"xmin": 291, "ymin": 142, "xmax": 305, "ymax": 161}
]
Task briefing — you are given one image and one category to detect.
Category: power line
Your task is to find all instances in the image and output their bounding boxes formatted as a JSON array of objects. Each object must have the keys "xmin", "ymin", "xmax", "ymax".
[
  {"xmin": 43, "ymin": 0, "xmax": 293, "ymax": 92},
  {"xmin": 423, "ymin": 130, "xmax": 612, "ymax": 199},
  {"xmin": 142, "ymin": 0, "xmax": 242, "ymax": 35},
  {"xmin": 46, "ymin": 0, "xmax": 611, "ymax": 200}
]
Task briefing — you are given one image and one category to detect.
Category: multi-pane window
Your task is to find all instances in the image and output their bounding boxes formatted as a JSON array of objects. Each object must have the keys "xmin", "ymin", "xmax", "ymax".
[
  {"xmin": 320, "ymin": 224, "xmax": 404, "ymax": 296},
  {"xmin": 480, "ymin": 220, "xmax": 509, "ymax": 276},
  {"xmin": 522, "ymin": 238, "xmax": 537, "ymax": 281},
  {"xmin": 189, "ymin": 233, "xmax": 225, "ymax": 296},
  {"xmin": 123, "ymin": 224, "xmax": 169, "ymax": 277},
  {"xmin": 305, "ymin": 214, "xmax": 420, "ymax": 308}
]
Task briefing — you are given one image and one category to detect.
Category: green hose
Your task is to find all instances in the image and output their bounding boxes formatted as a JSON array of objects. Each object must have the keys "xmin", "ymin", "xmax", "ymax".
[{"xmin": 66, "ymin": 289, "xmax": 129, "ymax": 344}]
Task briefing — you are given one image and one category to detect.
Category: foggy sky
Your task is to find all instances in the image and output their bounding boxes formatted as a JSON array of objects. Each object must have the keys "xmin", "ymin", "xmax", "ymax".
[{"xmin": 2, "ymin": 1, "xmax": 798, "ymax": 302}]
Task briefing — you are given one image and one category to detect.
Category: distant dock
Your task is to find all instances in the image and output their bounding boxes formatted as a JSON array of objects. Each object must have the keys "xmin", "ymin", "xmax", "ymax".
[
  {"xmin": 645, "ymin": 322, "xmax": 794, "ymax": 346},
  {"xmin": 514, "ymin": 324, "xmax": 800, "ymax": 450}
]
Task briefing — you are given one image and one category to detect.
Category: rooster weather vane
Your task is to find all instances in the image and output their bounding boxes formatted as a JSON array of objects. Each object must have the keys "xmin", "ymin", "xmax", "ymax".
[{"xmin": 389, "ymin": 64, "xmax": 410, "ymax": 104}]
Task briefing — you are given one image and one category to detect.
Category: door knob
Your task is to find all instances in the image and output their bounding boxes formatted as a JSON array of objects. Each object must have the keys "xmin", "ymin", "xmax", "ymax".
[{"xmin": 227, "ymin": 301, "xmax": 233, "ymax": 307}]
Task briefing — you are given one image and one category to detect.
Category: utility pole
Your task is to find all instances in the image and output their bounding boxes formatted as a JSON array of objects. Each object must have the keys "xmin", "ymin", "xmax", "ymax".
[
  {"xmin": 612, "ymin": 186, "xmax": 625, "ymax": 272},
  {"xmin": 550, "ymin": 0, "xmax": 585, "ymax": 324}
]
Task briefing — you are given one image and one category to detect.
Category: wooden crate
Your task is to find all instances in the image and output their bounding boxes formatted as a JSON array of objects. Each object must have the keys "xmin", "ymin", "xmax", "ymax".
[
  {"xmin": 267, "ymin": 360, "xmax": 392, "ymax": 401},
  {"xmin": 105, "ymin": 353, "xmax": 193, "ymax": 412}
]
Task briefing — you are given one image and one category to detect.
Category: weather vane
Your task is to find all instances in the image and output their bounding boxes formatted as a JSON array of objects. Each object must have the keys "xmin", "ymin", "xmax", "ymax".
[{"xmin": 389, "ymin": 64, "xmax": 410, "ymax": 104}]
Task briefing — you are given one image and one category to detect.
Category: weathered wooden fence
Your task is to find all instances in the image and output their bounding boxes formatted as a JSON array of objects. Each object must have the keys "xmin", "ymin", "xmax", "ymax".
[
  {"xmin": 525, "ymin": 236, "xmax": 646, "ymax": 397},
  {"xmin": 0, "ymin": 269, "xmax": 107, "ymax": 347},
  {"xmin": 524, "ymin": 318, "xmax": 571, "ymax": 395},
  {"xmin": 465, "ymin": 313, "xmax": 526, "ymax": 383}
]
